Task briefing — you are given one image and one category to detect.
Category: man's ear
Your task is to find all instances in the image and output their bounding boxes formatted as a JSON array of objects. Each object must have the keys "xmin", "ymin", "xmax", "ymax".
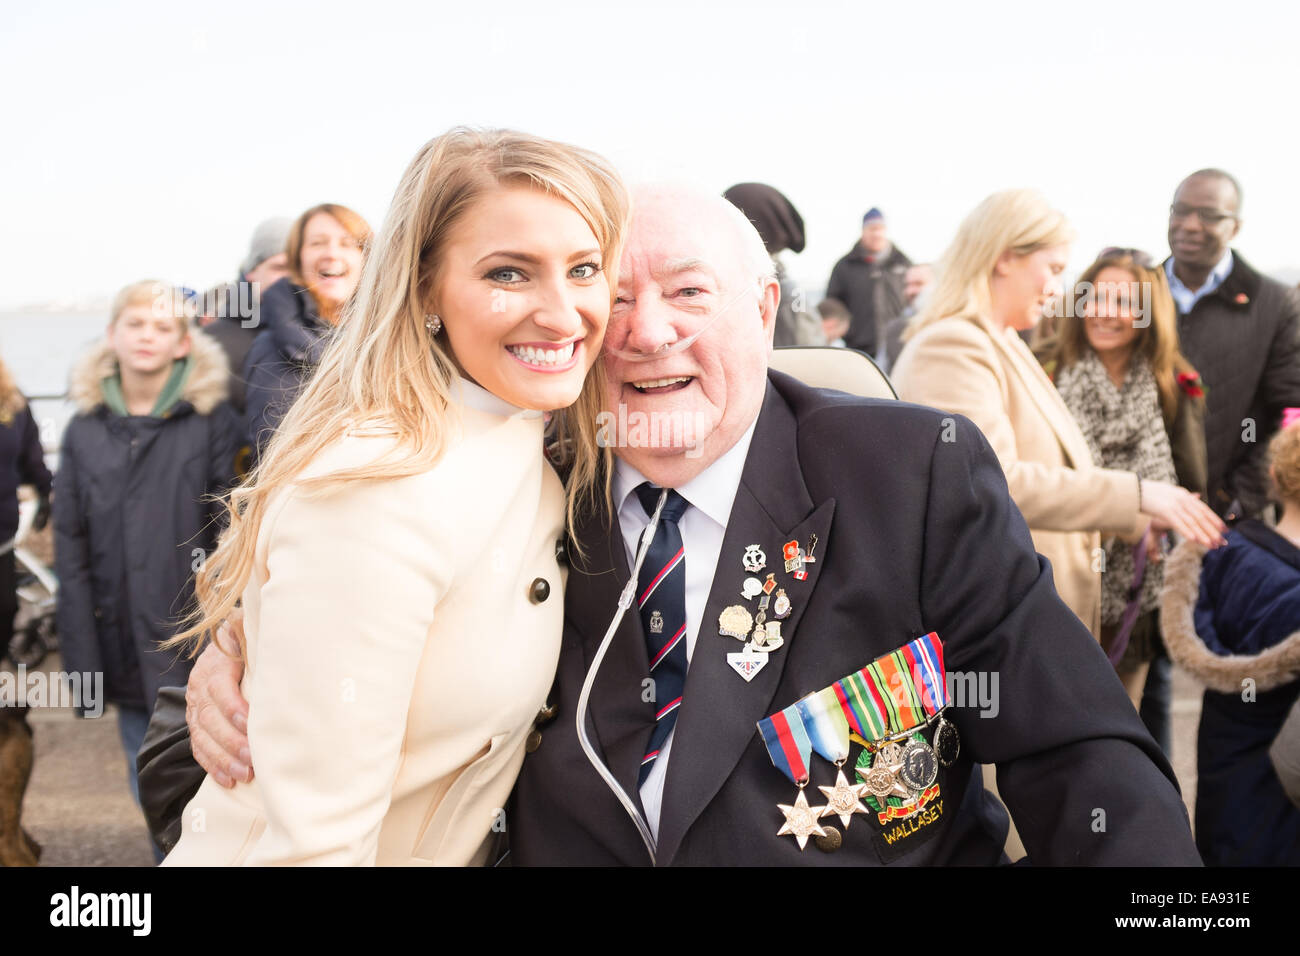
[
  {"xmin": 1227, "ymin": 216, "xmax": 1242, "ymax": 243},
  {"xmin": 759, "ymin": 276, "xmax": 780, "ymax": 346}
]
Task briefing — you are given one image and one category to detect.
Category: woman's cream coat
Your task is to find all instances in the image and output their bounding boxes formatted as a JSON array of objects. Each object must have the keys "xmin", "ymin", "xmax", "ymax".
[
  {"xmin": 892, "ymin": 314, "xmax": 1141, "ymax": 636},
  {"xmin": 165, "ymin": 394, "xmax": 565, "ymax": 865}
]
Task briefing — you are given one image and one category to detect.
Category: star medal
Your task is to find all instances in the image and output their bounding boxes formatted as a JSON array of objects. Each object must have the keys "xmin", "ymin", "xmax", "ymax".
[
  {"xmin": 819, "ymin": 767, "xmax": 869, "ymax": 828},
  {"xmin": 794, "ymin": 689, "xmax": 866, "ymax": 828},
  {"xmin": 742, "ymin": 544, "xmax": 766, "ymax": 573},
  {"xmin": 777, "ymin": 787, "xmax": 827, "ymax": 851},
  {"xmin": 758, "ymin": 705, "xmax": 827, "ymax": 850},
  {"xmin": 856, "ymin": 742, "xmax": 913, "ymax": 811}
]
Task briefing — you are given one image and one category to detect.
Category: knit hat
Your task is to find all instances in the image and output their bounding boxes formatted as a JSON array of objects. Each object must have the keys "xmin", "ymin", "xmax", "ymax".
[
  {"xmin": 239, "ymin": 217, "xmax": 292, "ymax": 277},
  {"xmin": 723, "ymin": 183, "xmax": 806, "ymax": 255},
  {"xmin": 862, "ymin": 207, "xmax": 885, "ymax": 225}
]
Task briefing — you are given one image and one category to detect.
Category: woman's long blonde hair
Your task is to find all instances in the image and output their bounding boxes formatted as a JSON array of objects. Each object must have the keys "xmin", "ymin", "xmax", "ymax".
[
  {"xmin": 905, "ymin": 188, "xmax": 1073, "ymax": 339},
  {"xmin": 170, "ymin": 127, "xmax": 629, "ymax": 655}
]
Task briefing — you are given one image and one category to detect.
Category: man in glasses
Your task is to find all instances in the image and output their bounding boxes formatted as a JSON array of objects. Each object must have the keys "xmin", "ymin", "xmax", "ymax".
[{"xmin": 1166, "ymin": 168, "xmax": 1300, "ymax": 523}]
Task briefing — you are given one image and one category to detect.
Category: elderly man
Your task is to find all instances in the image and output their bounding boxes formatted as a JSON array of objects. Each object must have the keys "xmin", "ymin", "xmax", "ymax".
[{"xmin": 158, "ymin": 185, "xmax": 1199, "ymax": 866}]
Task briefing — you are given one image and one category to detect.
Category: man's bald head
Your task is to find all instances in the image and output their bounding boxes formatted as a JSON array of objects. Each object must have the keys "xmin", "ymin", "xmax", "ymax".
[
  {"xmin": 631, "ymin": 183, "xmax": 776, "ymax": 288},
  {"xmin": 601, "ymin": 183, "xmax": 781, "ymax": 487}
]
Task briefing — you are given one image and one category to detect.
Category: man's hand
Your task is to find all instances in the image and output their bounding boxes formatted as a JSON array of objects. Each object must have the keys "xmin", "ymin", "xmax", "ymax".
[{"xmin": 186, "ymin": 612, "xmax": 252, "ymax": 788}]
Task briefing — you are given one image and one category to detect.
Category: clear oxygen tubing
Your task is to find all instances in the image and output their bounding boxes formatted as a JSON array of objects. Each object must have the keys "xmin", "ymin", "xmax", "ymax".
[{"xmin": 574, "ymin": 487, "xmax": 667, "ymax": 864}]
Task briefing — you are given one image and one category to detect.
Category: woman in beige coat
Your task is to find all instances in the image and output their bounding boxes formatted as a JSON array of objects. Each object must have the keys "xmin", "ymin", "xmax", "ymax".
[
  {"xmin": 161, "ymin": 129, "xmax": 629, "ymax": 865},
  {"xmin": 891, "ymin": 190, "xmax": 1224, "ymax": 638}
]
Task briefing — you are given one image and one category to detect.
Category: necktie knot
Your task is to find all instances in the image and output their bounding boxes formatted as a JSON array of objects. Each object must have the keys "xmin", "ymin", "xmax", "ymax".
[{"xmin": 635, "ymin": 483, "xmax": 689, "ymax": 524}]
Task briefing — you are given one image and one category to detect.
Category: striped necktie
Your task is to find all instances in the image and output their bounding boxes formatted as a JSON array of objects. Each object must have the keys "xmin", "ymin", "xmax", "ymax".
[{"xmin": 634, "ymin": 483, "xmax": 690, "ymax": 786}]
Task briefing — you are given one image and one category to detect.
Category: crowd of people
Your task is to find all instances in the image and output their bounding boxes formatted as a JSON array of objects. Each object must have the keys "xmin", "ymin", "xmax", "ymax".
[{"xmin": 3, "ymin": 126, "xmax": 1299, "ymax": 867}]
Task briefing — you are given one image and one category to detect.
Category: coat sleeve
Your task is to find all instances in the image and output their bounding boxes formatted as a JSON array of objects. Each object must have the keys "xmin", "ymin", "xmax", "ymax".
[
  {"xmin": 894, "ymin": 322, "xmax": 1139, "ymax": 534},
  {"xmin": 240, "ymin": 468, "xmax": 455, "ymax": 865},
  {"xmin": 17, "ymin": 404, "xmax": 52, "ymax": 496},
  {"xmin": 205, "ymin": 403, "xmax": 244, "ymax": 530},
  {"xmin": 919, "ymin": 417, "xmax": 1201, "ymax": 864},
  {"xmin": 52, "ymin": 431, "xmax": 104, "ymax": 689}
]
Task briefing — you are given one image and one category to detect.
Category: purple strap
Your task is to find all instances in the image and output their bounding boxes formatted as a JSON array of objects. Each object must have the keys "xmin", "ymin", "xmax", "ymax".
[{"xmin": 1107, "ymin": 527, "xmax": 1151, "ymax": 665}]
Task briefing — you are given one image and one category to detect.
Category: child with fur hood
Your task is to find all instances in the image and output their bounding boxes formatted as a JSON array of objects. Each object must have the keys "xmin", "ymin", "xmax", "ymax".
[
  {"xmin": 54, "ymin": 281, "xmax": 243, "ymax": 834},
  {"xmin": 1162, "ymin": 419, "xmax": 1300, "ymax": 865}
]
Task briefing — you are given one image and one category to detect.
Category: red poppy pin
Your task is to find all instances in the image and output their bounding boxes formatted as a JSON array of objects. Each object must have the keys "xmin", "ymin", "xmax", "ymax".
[
  {"xmin": 1178, "ymin": 371, "xmax": 1206, "ymax": 398},
  {"xmin": 1235, "ymin": 292, "xmax": 1249, "ymax": 305}
]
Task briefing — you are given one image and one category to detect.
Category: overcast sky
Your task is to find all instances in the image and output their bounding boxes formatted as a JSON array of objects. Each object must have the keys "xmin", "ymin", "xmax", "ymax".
[{"xmin": 4, "ymin": 0, "xmax": 1298, "ymax": 310}]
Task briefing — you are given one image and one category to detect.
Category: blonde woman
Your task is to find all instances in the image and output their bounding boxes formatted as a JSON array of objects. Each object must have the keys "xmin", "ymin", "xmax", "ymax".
[
  {"xmin": 162, "ymin": 128, "xmax": 628, "ymax": 866},
  {"xmin": 891, "ymin": 190, "xmax": 1225, "ymax": 639}
]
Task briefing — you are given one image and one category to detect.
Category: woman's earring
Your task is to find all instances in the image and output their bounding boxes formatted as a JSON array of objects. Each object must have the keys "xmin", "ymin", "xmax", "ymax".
[{"xmin": 425, "ymin": 314, "xmax": 442, "ymax": 336}]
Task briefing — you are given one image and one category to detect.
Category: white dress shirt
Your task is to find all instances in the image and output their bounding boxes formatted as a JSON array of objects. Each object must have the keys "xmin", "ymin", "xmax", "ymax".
[{"xmin": 611, "ymin": 420, "xmax": 759, "ymax": 840}]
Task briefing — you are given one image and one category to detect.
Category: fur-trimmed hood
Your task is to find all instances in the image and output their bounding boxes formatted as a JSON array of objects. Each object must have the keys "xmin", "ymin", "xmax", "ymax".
[
  {"xmin": 67, "ymin": 327, "xmax": 230, "ymax": 415},
  {"xmin": 1161, "ymin": 535, "xmax": 1300, "ymax": 693}
]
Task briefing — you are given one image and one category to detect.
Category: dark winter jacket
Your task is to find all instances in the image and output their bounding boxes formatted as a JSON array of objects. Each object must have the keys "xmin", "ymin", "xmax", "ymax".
[
  {"xmin": 1162, "ymin": 525, "xmax": 1300, "ymax": 865},
  {"xmin": 0, "ymin": 401, "xmax": 52, "ymax": 543},
  {"xmin": 243, "ymin": 278, "xmax": 334, "ymax": 458},
  {"xmin": 824, "ymin": 242, "xmax": 911, "ymax": 356},
  {"xmin": 54, "ymin": 332, "xmax": 242, "ymax": 713},
  {"xmin": 201, "ymin": 279, "xmax": 264, "ymax": 416},
  {"xmin": 1170, "ymin": 252, "xmax": 1300, "ymax": 520}
]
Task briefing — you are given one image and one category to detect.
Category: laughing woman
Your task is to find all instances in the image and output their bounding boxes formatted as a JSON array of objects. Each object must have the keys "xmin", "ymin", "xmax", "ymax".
[
  {"xmin": 161, "ymin": 128, "xmax": 628, "ymax": 865},
  {"xmin": 243, "ymin": 203, "xmax": 372, "ymax": 459}
]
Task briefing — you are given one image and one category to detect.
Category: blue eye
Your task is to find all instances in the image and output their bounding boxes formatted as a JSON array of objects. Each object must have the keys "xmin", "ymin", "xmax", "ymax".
[
  {"xmin": 677, "ymin": 287, "xmax": 703, "ymax": 297},
  {"xmin": 488, "ymin": 268, "xmax": 524, "ymax": 283}
]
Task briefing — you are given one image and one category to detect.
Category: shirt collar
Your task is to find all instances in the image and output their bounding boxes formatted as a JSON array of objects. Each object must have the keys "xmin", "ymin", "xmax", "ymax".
[
  {"xmin": 613, "ymin": 417, "xmax": 760, "ymax": 528},
  {"xmin": 1165, "ymin": 248, "xmax": 1234, "ymax": 297},
  {"xmin": 451, "ymin": 377, "xmax": 542, "ymax": 419}
]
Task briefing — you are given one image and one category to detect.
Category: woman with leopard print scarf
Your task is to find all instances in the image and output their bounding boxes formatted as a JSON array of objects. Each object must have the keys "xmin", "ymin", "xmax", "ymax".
[{"xmin": 1043, "ymin": 249, "xmax": 1209, "ymax": 715}]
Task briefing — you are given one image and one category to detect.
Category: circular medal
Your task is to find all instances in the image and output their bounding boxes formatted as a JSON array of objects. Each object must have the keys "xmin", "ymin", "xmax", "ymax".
[
  {"xmin": 898, "ymin": 738, "xmax": 939, "ymax": 791},
  {"xmin": 813, "ymin": 826, "xmax": 842, "ymax": 853},
  {"xmin": 934, "ymin": 714, "xmax": 961, "ymax": 767}
]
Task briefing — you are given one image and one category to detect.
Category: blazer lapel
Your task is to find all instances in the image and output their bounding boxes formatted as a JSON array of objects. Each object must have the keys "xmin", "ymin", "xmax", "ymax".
[
  {"xmin": 570, "ymin": 506, "xmax": 655, "ymax": 814},
  {"xmin": 987, "ymin": 323, "xmax": 1094, "ymax": 468},
  {"xmin": 655, "ymin": 381, "xmax": 837, "ymax": 865}
]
